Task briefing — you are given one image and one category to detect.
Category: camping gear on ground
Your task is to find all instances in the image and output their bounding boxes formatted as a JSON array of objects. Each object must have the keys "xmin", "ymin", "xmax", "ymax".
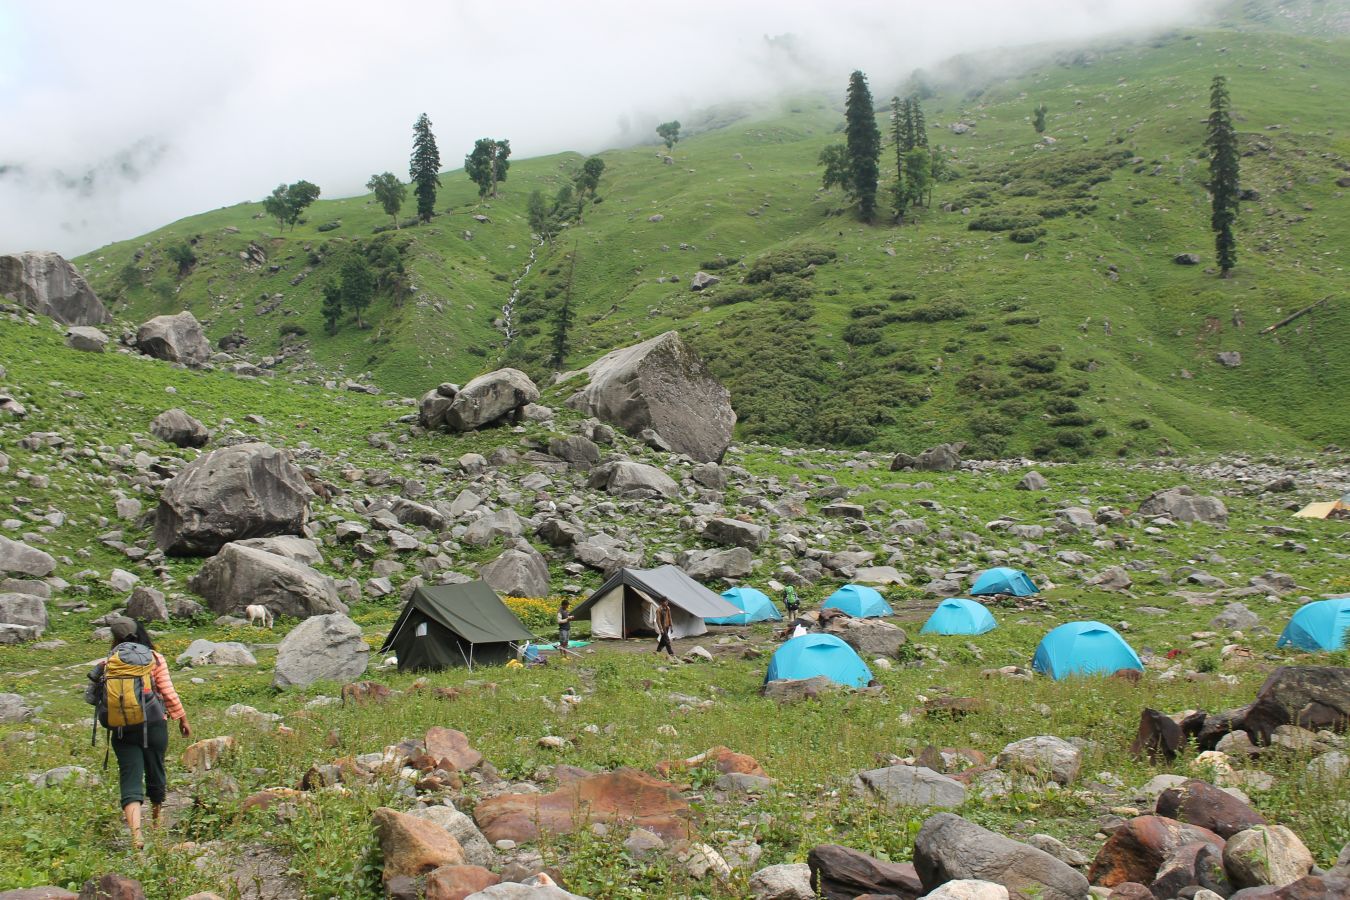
[
  {"xmin": 822, "ymin": 584, "xmax": 893, "ymax": 619},
  {"xmin": 1293, "ymin": 494, "xmax": 1348, "ymax": 519},
  {"xmin": 570, "ymin": 565, "xmax": 741, "ymax": 639},
  {"xmin": 1032, "ymin": 620, "xmax": 1143, "ymax": 679},
  {"xmin": 1277, "ymin": 597, "xmax": 1350, "ymax": 652},
  {"xmin": 765, "ymin": 633, "xmax": 873, "ymax": 687},
  {"xmin": 708, "ymin": 587, "xmax": 783, "ymax": 625},
  {"xmin": 970, "ymin": 566, "xmax": 1038, "ymax": 597},
  {"xmin": 921, "ymin": 598, "xmax": 998, "ymax": 635},
  {"xmin": 380, "ymin": 581, "xmax": 534, "ymax": 671}
]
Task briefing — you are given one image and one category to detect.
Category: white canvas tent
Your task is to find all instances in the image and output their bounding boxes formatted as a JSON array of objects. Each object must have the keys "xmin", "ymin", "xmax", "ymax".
[{"xmin": 571, "ymin": 565, "xmax": 742, "ymax": 640}]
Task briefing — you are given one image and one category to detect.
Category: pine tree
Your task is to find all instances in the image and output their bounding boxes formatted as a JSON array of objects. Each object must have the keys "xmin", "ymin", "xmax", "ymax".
[
  {"xmin": 409, "ymin": 113, "xmax": 441, "ymax": 223},
  {"xmin": 1206, "ymin": 75, "xmax": 1240, "ymax": 277},
  {"xmin": 844, "ymin": 70, "xmax": 881, "ymax": 223},
  {"xmin": 551, "ymin": 247, "xmax": 578, "ymax": 366},
  {"xmin": 890, "ymin": 97, "xmax": 907, "ymax": 221},
  {"xmin": 339, "ymin": 253, "xmax": 375, "ymax": 329},
  {"xmin": 465, "ymin": 138, "xmax": 511, "ymax": 199},
  {"xmin": 321, "ymin": 281, "xmax": 344, "ymax": 334},
  {"xmin": 527, "ymin": 190, "xmax": 550, "ymax": 239},
  {"xmin": 1033, "ymin": 102, "xmax": 1048, "ymax": 134},
  {"xmin": 911, "ymin": 97, "xmax": 928, "ymax": 148}
]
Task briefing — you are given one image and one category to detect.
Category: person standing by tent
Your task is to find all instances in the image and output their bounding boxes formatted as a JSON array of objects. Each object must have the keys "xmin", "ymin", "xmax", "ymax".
[
  {"xmin": 655, "ymin": 598, "xmax": 677, "ymax": 659},
  {"xmin": 556, "ymin": 598, "xmax": 575, "ymax": 649},
  {"xmin": 86, "ymin": 617, "xmax": 191, "ymax": 849},
  {"xmin": 782, "ymin": 585, "xmax": 800, "ymax": 619}
]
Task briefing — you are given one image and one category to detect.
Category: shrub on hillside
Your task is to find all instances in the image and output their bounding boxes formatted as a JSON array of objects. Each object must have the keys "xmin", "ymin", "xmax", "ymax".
[
  {"xmin": 279, "ymin": 323, "xmax": 307, "ymax": 338},
  {"xmin": 968, "ymin": 212, "xmax": 1042, "ymax": 232},
  {"xmin": 1009, "ymin": 227, "xmax": 1046, "ymax": 243},
  {"xmin": 891, "ymin": 300, "xmax": 968, "ymax": 323},
  {"xmin": 743, "ymin": 243, "xmax": 837, "ymax": 283}
]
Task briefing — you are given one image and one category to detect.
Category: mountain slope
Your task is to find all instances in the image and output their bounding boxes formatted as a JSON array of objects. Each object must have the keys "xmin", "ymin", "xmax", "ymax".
[{"xmin": 76, "ymin": 26, "xmax": 1350, "ymax": 458}]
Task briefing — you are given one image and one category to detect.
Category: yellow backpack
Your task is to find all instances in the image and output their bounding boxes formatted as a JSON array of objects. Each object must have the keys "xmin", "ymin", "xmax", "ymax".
[{"xmin": 91, "ymin": 643, "xmax": 166, "ymax": 739}]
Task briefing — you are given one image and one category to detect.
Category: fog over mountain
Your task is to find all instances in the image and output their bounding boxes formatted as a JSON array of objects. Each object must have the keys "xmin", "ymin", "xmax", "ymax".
[{"xmin": 0, "ymin": 0, "xmax": 1212, "ymax": 256}]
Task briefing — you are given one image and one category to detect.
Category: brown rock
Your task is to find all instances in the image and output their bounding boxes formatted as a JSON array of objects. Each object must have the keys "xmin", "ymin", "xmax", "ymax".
[
  {"xmin": 424, "ymin": 865, "xmax": 500, "ymax": 900},
  {"xmin": 76, "ymin": 875, "xmax": 144, "ymax": 900},
  {"xmin": 1155, "ymin": 779, "xmax": 1266, "ymax": 838},
  {"xmin": 921, "ymin": 697, "xmax": 986, "ymax": 718},
  {"xmin": 655, "ymin": 745, "xmax": 767, "ymax": 779},
  {"xmin": 240, "ymin": 788, "xmax": 305, "ymax": 813},
  {"xmin": 807, "ymin": 845, "xmax": 924, "ymax": 900},
  {"xmin": 1106, "ymin": 884, "xmax": 1152, "ymax": 900},
  {"xmin": 1087, "ymin": 815, "xmax": 1224, "ymax": 888},
  {"xmin": 181, "ymin": 736, "xmax": 235, "ymax": 773},
  {"xmin": 1230, "ymin": 876, "xmax": 1350, "ymax": 899},
  {"xmin": 915, "ymin": 746, "xmax": 987, "ymax": 774},
  {"xmin": 1150, "ymin": 840, "xmax": 1230, "ymax": 898},
  {"xmin": 372, "ymin": 806, "xmax": 466, "ymax": 885},
  {"xmin": 341, "ymin": 681, "xmax": 393, "ymax": 704},
  {"xmin": 474, "ymin": 767, "xmax": 691, "ymax": 844},
  {"xmin": 424, "ymin": 727, "xmax": 482, "ymax": 771}
]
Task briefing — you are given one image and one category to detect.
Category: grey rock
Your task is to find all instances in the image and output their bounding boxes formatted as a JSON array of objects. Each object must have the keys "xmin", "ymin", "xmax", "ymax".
[
  {"xmin": 1138, "ymin": 486, "xmax": 1228, "ymax": 524},
  {"xmin": 463, "ymin": 509, "xmax": 526, "ymax": 548},
  {"xmin": 443, "ymin": 368, "xmax": 540, "ymax": 431},
  {"xmin": 690, "ymin": 271, "xmax": 720, "ymax": 291},
  {"xmin": 480, "ymin": 546, "xmax": 550, "ymax": 598},
  {"xmin": 678, "ymin": 547, "xmax": 753, "ymax": 581},
  {"xmin": 150, "ymin": 408, "xmax": 210, "ymax": 448},
  {"xmin": 389, "ymin": 497, "xmax": 446, "ymax": 532},
  {"xmin": 1224, "ymin": 825, "xmax": 1314, "ymax": 889},
  {"xmin": 762, "ymin": 675, "xmax": 846, "ymax": 701},
  {"xmin": 1016, "ymin": 471, "xmax": 1048, "ymax": 491},
  {"xmin": 0, "ymin": 592, "xmax": 48, "ymax": 640},
  {"xmin": 406, "ymin": 804, "xmax": 494, "ymax": 868},
  {"xmin": 891, "ymin": 443, "xmax": 965, "ymax": 472},
  {"xmin": 177, "ymin": 639, "xmax": 257, "ymax": 667},
  {"xmin": 0, "ymin": 692, "xmax": 35, "ymax": 723},
  {"xmin": 547, "ymin": 435, "xmax": 601, "ymax": 471},
  {"xmin": 1088, "ymin": 566, "xmax": 1133, "ymax": 593},
  {"xmin": 749, "ymin": 863, "xmax": 814, "ymax": 900},
  {"xmin": 1175, "ymin": 253, "xmax": 1203, "ymax": 265},
  {"xmin": 272, "ymin": 613, "xmax": 368, "ymax": 688},
  {"xmin": 136, "ymin": 310, "xmax": 211, "ymax": 366},
  {"xmin": 588, "ymin": 460, "xmax": 678, "ymax": 499},
  {"xmin": 691, "ymin": 463, "xmax": 727, "ymax": 489},
  {"xmin": 155, "ymin": 442, "xmax": 312, "ymax": 555},
  {"xmin": 854, "ymin": 765, "xmax": 967, "ymax": 809},
  {"xmin": 914, "ymin": 813, "xmax": 1089, "ymax": 900},
  {"xmin": 417, "ymin": 382, "xmax": 460, "ymax": 429},
  {"xmin": 703, "ymin": 517, "xmax": 767, "ymax": 549},
  {"xmin": 996, "ymin": 736, "xmax": 1082, "ymax": 785},
  {"xmin": 1216, "ymin": 351, "xmax": 1243, "ymax": 368},
  {"xmin": 825, "ymin": 616, "xmax": 907, "ymax": 657},
  {"xmin": 0, "ymin": 251, "xmax": 109, "ymax": 324},
  {"xmin": 234, "ymin": 535, "xmax": 323, "ymax": 566},
  {"xmin": 125, "ymin": 586, "xmax": 169, "ymax": 622},
  {"xmin": 65, "ymin": 325, "xmax": 109, "ymax": 352},
  {"xmin": 189, "ymin": 542, "xmax": 344, "ymax": 619},
  {"xmin": 1211, "ymin": 602, "xmax": 1259, "ymax": 631},
  {"xmin": 0, "ymin": 536, "xmax": 56, "ymax": 577},
  {"xmin": 565, "ymin": 331, "xmax": 736, "ymax": 463},
  {"xmin": 1025, "ymin": 834, "xmax": 1089, "ymax": 868}
]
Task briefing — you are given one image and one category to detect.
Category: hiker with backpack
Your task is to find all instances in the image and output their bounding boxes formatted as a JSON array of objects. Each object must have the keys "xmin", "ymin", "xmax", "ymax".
[{"xmin": 86, "ymin": 617, "xmax": 191, "ymax": 849}]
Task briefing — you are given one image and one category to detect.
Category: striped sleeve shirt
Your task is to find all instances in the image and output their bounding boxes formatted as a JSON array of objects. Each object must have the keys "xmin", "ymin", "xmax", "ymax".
[{"xmin": 151, "ymin": 651, "xmax": 186, "ymax": 721}]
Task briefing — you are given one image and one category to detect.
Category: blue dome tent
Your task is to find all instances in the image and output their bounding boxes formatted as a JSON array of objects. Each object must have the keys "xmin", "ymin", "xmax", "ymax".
[
  {"xmin": 765, "ymin": 634, "xmax": 873, "ymax": 687},
  {"xmin": 1277, "ymin": 598, "xmax": 1350, "ymax": 652},
  {"xmin": 921, "ymin": 598, "xmax": 998, "ymax": 635},
  {"xmin": 1032, "ymin": 621, "xmax": 1143, "ymax": 679},
  {"xmin": 970, "ymin": 566, "xmax": 1038, "ymax": 597},
  {"xmin": 822, "ymin": 584, "xmax": 893, "ymax": 619},
  {"xmin": 707, "ymin": 587, "xmax": 783, "ymax": 625}
]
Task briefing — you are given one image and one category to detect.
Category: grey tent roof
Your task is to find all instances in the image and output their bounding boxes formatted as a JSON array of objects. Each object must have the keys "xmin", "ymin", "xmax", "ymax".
[
  {"xmin": 380, "ymin": 580, "xmax": 533, "ymax": 652},
  {"xmin": 571, "ymin": 565, "xmax": 741, "ymax": 620}
]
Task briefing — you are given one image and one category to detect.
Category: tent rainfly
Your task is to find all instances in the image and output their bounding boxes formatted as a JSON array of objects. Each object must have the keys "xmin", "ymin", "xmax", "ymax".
[
  {"xmin": 1293, "ymin": 499, "xmax": 1347, "ymax": 520},
  {"xmin": 970, "ymin": 566, "xmax": 1038, "ymax": 597},
  {"xmin": 570, "ymin": 565, "xmax": 742, "ymax": 639},
  {"xmin": 380, "ymin": 581, "xmax": 534, "ymax": 672},
  {"xmin": 1277, "ymin": 597, "xmax": 1350, "ymax": 652},
  {"xmin": 708, "ymin": 587, "xmax": 783, "ymax": 625}
]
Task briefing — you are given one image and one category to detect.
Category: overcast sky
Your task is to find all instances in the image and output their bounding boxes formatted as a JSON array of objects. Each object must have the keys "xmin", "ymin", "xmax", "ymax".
[{"xmin": 0, "ymin": 0, "xmax": 1211, "ymax": 257}]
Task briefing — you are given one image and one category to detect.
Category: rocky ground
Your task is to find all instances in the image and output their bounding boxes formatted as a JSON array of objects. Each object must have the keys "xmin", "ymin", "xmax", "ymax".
[{"xmin": 0, "ymin": 293, "xmax": 1348, "ymax": 899}]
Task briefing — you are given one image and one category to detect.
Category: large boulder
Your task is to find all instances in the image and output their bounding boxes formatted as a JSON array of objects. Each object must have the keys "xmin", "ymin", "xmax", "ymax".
[
  {"xmin": 1088, "ymin": 816, "xmax": 1224, "ymax": 888},
  {"xmin": 408, "ymin": 805, "xmax": 494, "ymax": 869},
  {"xmin": 807, "ymin": 845, "xmax": 923, "ymax": 900},
  {"xmin": 890, "ymin": 443, "xmax": 965, "ymax": 472},
  {"xmin": 418, "ymin": 383, "xmax": 460, "ymax": 429},
  {"xmin": 372, "ymin": 807, "xmax": 465, "ymax": 886},
  {"xmin": 547, "ymin": 435, "xmax": 601, "ymax": 471},
  {"xmin": 996, "ymin": 736, "xmax": 1082, "ymax": 785},
  {"xmin": 749, "ymin": 863, "xmax": 814, "ymax": 900},
  {"xmin": 462, "ymin": 509, "xmax": 526, "ymax": 548},
  {"xmin": 677, "ymin": 547, "xmax": 753, "ymax": 581},
  {"xmin": 479, "ymin": 546, "xmax": 550, "ymax": 598},
  {"xmin": 564, "ymin": 331, "xmax": 736, "ymax": 463},
  {"xmin": 135, "ymin": 311, "xmax": 211, "ymax": 367},
  {"xmin": 0, "ymin": 536, "xmax": 56, "ymax": 577},
  {"xmin": 587, "ymin": 460, "xmax": 678, "ymax": 499},
  {"xmin": 854, "ymin": 765, "xmax": 967, "ymax": 809},
  {"xmin": 65, "ymin": 326, "xmax": 109, "ymax": 352},
  {"xmin": 0, "ymin": 251, "xmax": 109, "ymax": 325},
  {"xmin": 1155, "ymin": 780, "xmax": 1266, "ymax": 838},
  {"xmin": 1138, "ymin": 486, "xmax": 1228, "ymax": 524},
  {"xmin": 149, "ymin": 409, "xmax": 210, "ymax": 448},
  {"xmin": 189, "ymin": 542, "xmax": 343, "ymax": 619},
  {"xmin": 914, "ymin": 814, "xmax": 1089, "ymax": 900},
  {"xmin": 1224, "ymin": 825, "xmax": 1314, "ymax": 889},
  {"xmin": 1200, "ymin": 666, "xmax": 1350, "ymax": 747},
  {"xmin": 439, "ymin": 369, "xmax": 539, "ymax": 431},
  {"xmin": 474, "ymin": 768, "xmax": 691, "ymax": 844},
  {"xmin": 272, "ymin": 613, "xmax": 368, "ymax": 688},
  {"xmin": 824, "ymin": 616, "xmax": 908, "ymax": 658},
  {"xmin": 703, "ymin": 517, "xmax": 767, "ymax": 549},
  {"xmin": 0, "ymin": 592, "xmax": 48, "ymax": 643},
  {"xmin": 155, "ymin": 442, "xmax": 312, "ymax": 556}
]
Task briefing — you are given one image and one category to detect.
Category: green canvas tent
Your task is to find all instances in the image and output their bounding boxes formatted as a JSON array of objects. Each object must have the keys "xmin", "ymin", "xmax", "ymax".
[{"xmin": 380, "ymin": 581, "xmax": 534, "ymax": 671}]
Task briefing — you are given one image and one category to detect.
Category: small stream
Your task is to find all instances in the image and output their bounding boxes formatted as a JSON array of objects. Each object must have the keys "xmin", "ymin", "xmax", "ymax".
[{"xmin": 501, "ymin": 238, "xmax": 543, "ymax": 346}]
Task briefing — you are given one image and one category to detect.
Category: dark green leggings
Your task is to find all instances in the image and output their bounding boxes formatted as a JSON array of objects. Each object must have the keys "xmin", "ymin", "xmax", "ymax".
[{"xmin": 110, "ymin": 721, "xmax": 168, "ymax": 808}]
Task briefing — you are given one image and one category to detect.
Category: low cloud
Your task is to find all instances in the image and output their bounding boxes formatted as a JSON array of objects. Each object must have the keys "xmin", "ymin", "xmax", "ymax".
[{"xmin": 0, "ymin": 0, "xmax": 1212, "ymax": 256}]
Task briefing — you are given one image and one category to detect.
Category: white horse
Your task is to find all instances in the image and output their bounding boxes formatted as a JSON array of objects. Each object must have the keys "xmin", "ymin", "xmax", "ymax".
[{"xmin": 244, "ymin": 604, "xmax": 274, "ymax": 628}]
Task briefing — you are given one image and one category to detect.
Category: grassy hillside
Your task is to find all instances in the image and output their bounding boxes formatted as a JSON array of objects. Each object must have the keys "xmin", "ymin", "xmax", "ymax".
[{"xmin": 76, "ymin": 26, "xmax": 1350, "ymax": 458}]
